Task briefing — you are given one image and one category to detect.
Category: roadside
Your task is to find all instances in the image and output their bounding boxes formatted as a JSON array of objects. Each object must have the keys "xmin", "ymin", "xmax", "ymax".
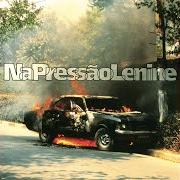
[
  {"xmin": 1, "ymin": 120, "xmax": 178, "ymax": 180},
  {"xmin": 147, "ymin": 149, "xmax": 180, "ymax": 163},
  {"xmin": 1, "ymin": 120, "xmax": 179, "ymax": 163}
]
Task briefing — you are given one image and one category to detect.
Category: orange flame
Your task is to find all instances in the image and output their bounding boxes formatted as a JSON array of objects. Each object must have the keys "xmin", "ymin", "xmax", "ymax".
[
  {"xmin": 43, "ymin": 97, "xmax": 53, "ymax": 109},
  {"xmin": 53, "ymin": 134, "xmax": 96, "ymax": 148},
  {"xmin": 32, "ymin": 102, "xmax": 42, "ymax": 111},
  {"xmin": 32, "ymin": 97, "xmax": 53, "ymax": 118},
  {"xmin": 121, "ymin": 105, "xmax": 132, "ymax": 112},
  {"xmin": 70, "ymin": 80, "xmax": 88, "ymax": 95}
]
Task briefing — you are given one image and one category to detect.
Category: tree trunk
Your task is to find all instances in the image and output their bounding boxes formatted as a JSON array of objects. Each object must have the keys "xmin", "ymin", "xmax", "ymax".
[{"xmin": 157, "ymin": 0, "xmax": 166, "ymax": 61}]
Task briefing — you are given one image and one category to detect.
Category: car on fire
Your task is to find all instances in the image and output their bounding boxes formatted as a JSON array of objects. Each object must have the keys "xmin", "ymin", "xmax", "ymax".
[{"xmin": 24, "ymin": 95, "xmax": 158, "ymax": 151}]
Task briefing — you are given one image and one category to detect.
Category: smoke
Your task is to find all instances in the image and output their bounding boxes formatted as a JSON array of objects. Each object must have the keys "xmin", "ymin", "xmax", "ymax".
[
  {"xmin": 93, "ymin": 0, "xmax": 156, "ymax": 66},
  {"xmin": 0, "ymin": 93, "xmax": 37, "ymax": 122},
  {"xmin": 0, "ymin": 0, "xmax": 157, "ymax": 121},
  {"xmin": 38, "ymin": 0, "xmax": 156, "ymax": 99},
  {"xmin": 44, "ymin": 0, "xmax": 88, "ymax": 23}
]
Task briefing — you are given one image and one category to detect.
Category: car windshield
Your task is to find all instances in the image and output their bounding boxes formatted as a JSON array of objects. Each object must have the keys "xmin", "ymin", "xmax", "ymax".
[{"xmin": 85, "ymin": 98, "xmax": 131, "ymax": 112}]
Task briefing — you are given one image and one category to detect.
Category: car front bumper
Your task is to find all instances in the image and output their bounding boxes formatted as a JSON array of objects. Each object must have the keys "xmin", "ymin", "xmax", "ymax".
[
  {"xmin": 114, "ymin": 129, "xmax": 158, "ymax": 145},
  {"xmin": 115, "ymin": 129, "xmax": 157, "ymax": 135}
]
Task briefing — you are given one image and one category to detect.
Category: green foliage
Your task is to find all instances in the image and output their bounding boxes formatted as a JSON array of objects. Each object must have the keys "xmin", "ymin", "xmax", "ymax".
[
  {"xmin": 16, "ymin": 1, "xmax": 155, "ymax": 65},
  {"xmin": 16, "ymin": 30, "xmax": 49, "ymax": 64},
  {"xmin": 135, "ymin": 0, "xmax": 180, "ymax": 50},
  {"xmin": 159, "ymin": 113, "xmax": 180, "ymax": 152},
  {"xmin": 1, "ymin": 1, "xmax": 155, "ymax": 65},
  {"xmin": 0, "ymin": 0, "xmax": 41, "ymax": 44},
  {"xmin": 16, "ymin": 9, "xmax": 103, "ymax": 65},
  {"xmin": 0, "ymin": 0, "xmax": 41, "ymax": 63},
  {"xmin": 89, "ymin": 0, "xmax": 114, "ymax": 10}
]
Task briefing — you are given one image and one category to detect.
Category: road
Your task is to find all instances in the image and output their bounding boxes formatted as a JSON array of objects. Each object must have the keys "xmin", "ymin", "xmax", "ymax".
[{"xmin": 0, "ymin": 121, "xmax": 179, "ymax": 180}]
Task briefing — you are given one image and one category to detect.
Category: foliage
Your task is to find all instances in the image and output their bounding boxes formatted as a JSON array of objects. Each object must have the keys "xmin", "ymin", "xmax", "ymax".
[
  {"xmin": 0, "ymin": 0, "xmax": 41, "ymax": 43},
  {"xmin": 135, "ymin": 0, "xmax": 180, "ymax": 52},
  {"xmin": 0, "ymin": 0, "xmax": 41, "ymax": 63},
  {"xmin": 89, "ymin": 0, "xmax": 114, "ymax": 10},
  {"xmin": 16, "ymin": 29, "xmax": 49, "ymax": 65},
  {"xmin": 159, "ymin": 113, "xmax": 180, "ymax": 152},
  {"xmin": 89, "ymin": 2, "xmax": 155, "ymax": 65},
  {"xmin": 1, "ymin": 0, "xmax": 155, "ymax": 66},
  {"xmin": 16, "ymin": 9, "xmax": 103, "ymax": 66}
]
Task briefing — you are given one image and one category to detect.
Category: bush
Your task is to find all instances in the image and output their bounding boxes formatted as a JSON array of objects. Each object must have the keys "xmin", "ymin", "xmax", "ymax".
[{"xmin": 159, "ymin": 113, "xmax": 180, "ymax": 152}]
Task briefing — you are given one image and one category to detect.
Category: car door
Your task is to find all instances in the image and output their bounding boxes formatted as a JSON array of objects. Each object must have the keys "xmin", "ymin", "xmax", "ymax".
[
  {"xmin": 52, "ymin": 97, "xmax": 74, "ymax": 134},
  {"xmin": 53, "ymin": 97, "xmax": 88, "ymax": 137},
  {"xmin": 67, "ymin": 97, "xmax": 89, "ymax": 137}
]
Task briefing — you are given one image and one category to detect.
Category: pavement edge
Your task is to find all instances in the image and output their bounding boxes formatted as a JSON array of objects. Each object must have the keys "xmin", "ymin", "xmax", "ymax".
[{"xmin": 147, "ymin": 149, "xmax": 180, "ymax": 163}]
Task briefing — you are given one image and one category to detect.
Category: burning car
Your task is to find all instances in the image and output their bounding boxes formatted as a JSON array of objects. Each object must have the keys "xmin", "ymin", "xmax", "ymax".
[{"xmin": 24, "ymin": 95, "xmax": 158, "ymax": 151}]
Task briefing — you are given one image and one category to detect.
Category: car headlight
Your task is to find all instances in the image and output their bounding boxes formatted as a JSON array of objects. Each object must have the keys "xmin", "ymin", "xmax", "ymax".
[{"xmin": 117, "ymin": 123, "xmax": 126, "ymax": 130}]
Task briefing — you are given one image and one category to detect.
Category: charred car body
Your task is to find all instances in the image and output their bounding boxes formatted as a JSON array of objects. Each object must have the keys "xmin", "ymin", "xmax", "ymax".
[{"xmin": 24, "ymin": 95, "xmax": 158, "ymax": 151}]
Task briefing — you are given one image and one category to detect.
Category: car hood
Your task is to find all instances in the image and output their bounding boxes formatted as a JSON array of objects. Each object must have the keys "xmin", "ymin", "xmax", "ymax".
[{"xmin": 89, "ymin": 110, "xmax": 150, "ymax": 123}]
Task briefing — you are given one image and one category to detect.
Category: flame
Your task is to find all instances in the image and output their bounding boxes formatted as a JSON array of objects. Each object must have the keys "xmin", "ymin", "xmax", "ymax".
[
  {"xmin": 32, "ymin": 102, "xmax": 42, "ymax": 111},
  {"xmin": 53, "ymin": 134, "xmax": 96, "ymax": 148},
  {"xmin": 70, "ymin": 80, "xmax": 88, "ymax": 95},
  {"xmin": 121, "ymin": 105, "xmax": 132, "ymax": 112},
  {"xmin": 32, "ymin": 97, "xmax": 53, "ymax": 118},
  {"xmin": 43, "ymin": 97, "xmax": 53, "ymax": 109}
]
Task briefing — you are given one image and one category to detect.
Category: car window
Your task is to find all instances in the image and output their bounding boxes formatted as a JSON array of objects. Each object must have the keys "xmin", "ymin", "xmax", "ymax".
[
  {"xmin": 85, "ymin": 98, "xmax": 123, "ymax": 112},
  {"xmin": 54, "ymin": 98, "xmax": 71, "ymax": 111},
  {"xmin": 69, "ymin": 97, "xmax": 85, "ymax": 111}
]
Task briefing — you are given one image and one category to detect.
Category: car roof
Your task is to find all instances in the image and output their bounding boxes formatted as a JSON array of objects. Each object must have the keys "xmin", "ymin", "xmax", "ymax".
[{"xmin": 60, "ymin": 95, "xmax": 119, "ymax": 99}]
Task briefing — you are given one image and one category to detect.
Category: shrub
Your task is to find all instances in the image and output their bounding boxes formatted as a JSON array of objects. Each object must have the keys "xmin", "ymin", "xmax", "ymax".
[{"xmin": 159, "ymin": 113, "xmax": 180, "ymax": 152}]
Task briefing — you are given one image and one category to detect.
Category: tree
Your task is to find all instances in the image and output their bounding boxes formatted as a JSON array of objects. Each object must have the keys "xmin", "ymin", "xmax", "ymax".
[
  {"xmin": 3, "ymin": 0, "xmax": 155, "ymax": 66},
  {"xmin": 89, "ymin": 0, "xmax": 114, "ymax": 10},
  {"xmin": 90, "ymin": 0, "xmax": 180, "ymax": 59},
  {"xmin": 0, "ymin": 0, "xmax": 41, "ymax": 63},
  {"xmin": 16, "ymin": 9, "xmax": 103, "ymax": 66},
  {"xmin": 88, "ymin": 0, "xmax": 157, "ymax": 65},
  {"xmin": 135, "ymin": 0, "xmax": 180, "ymax": 59}
]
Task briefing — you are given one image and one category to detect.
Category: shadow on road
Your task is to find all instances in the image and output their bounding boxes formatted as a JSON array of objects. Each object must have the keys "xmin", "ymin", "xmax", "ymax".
[
  {"xmin": 0, "ymin": 135, "xmax": 135, "ymax": 165},
  {"xmin": 0, "ymin": 135, "xmax": 170, "ymax": 180}
]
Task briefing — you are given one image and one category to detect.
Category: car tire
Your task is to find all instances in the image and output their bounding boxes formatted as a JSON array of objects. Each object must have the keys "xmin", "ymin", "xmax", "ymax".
[
  {"xmin": 39, "ymin": 130, "xmax": 48, "ymax": 143},
  {"xmin": 38, "ymin": 120, "xmax": 47, "ymax": 143},
  {"xmin": 95, "ymin": 128, "xmax": 114, "ymax": 151},
  {"xmin": 24, "ymin": 111, "xmax": 38, "ymax": 132},
  {"xmin": 38, "ymin": 121, "xmax": 56, "ymax": 144},
  {"xmin": 39, "ymin": 130, "xmax": 55, "ymax": 144}
]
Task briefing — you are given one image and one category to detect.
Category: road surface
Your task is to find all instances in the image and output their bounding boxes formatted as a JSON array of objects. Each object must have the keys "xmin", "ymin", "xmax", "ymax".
[{"xmin": 0, "ymin": 121, "xmax": 179, "ymax": 180}]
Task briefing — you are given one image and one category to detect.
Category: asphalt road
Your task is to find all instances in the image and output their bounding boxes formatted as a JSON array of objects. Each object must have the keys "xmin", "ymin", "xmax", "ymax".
[{"xmin": 0, "ymin": 121, "xmax": 179, "ymax": 180}]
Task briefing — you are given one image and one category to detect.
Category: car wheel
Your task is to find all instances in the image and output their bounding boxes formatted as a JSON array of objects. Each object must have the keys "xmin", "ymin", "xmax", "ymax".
[
  {"xmin": 39, "ymin": 130, "xmax": 48, "ymax": 143},
  {"xmin": 38, "ymin": 121, "xmax": 48, "ymax": 143},
  {"xmin": 38, "ymin": 120, "xmax": 53, "ymax": 143},
  {"xmin": 95, "ymin": 128, "xmax": 114, "ymax": 151},
  {"xmin": 39, "ymin": 130, "xmax": 55, "ymax": 144}
]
